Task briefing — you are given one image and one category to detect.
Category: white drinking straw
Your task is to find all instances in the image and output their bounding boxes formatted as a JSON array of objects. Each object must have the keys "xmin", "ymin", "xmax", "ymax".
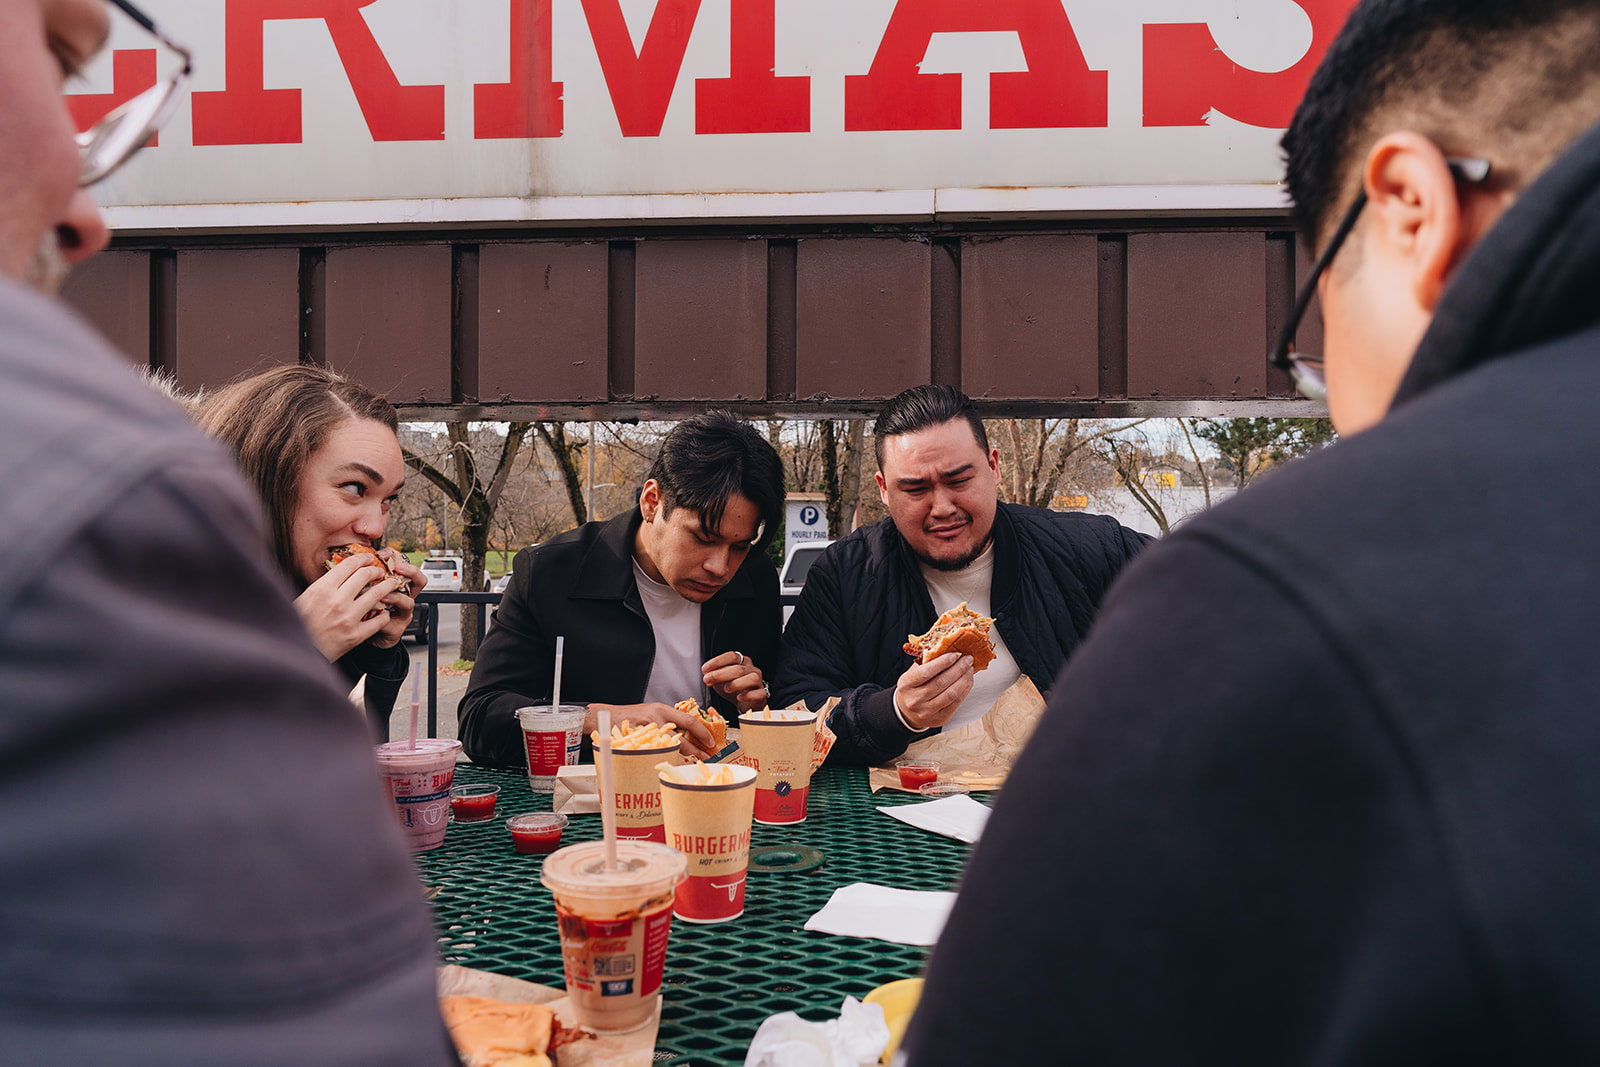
[
  {"xmin": 551, "ymin": 635, "xmax": 565, "ymax": 714},
  {"xmin": 595, "ymin": 707, "xmax": 619, "ymax": 871},
  {"xmin": 408, "ymin": 671, "xmax": 420, "ymax": 750}
]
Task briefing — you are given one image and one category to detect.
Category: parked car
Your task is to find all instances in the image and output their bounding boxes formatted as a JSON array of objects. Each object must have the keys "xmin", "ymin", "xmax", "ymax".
[
  {"xmin": 404, "ymin": 602, "xmax": 431, "ymax": 645},
  {"xmin": 488, "ymin": 573, "xmax": 512, "ymax": 594},
  {"xmin": 779, "ymin": 540, "xmax": 833, "ymax": 626},
  {"xmin": 421, "ymin": 554, "xmax": 464, "ymax": 593}
]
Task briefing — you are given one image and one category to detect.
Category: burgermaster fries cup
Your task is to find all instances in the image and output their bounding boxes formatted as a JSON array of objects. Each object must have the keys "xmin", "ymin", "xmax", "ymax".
[
  {"xmin": 737, "ymin": 709, "xmax": 818, "ymax": 824},
  {"xmin": 610, "ymin": 741, "xmax": 684, "ymax": 842},
  {"xmin": 658, "ymin": 762, "xmax": 757, "ymax": 923}
]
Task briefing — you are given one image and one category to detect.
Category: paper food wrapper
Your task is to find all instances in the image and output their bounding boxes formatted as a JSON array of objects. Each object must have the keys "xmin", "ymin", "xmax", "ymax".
[
  {"xmin": 553, "ymin": 764, "xmax": 600, "ymax": 815},
  {"xmin": 868, "ymin": 675, "xmax": 1045, "ymax": 793},
  {"xmin": 437, "ymin": 964, "xmax": 659, "ymax": 1067},
  {"xmin": 716, "ymin": 697, "xmax": 839, "ymax": 772}
]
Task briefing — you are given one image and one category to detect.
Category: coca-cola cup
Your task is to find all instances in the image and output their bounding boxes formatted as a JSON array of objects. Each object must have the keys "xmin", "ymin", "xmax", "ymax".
[
  {"xmin": 659, "ymin": 762, "xmax": 757, "ymax": 923},
  {"xmin": 516, "ymin": 704, "xmax": 586, "ymax": 793},
  {"xmin": 540, "ymin": 840, "xmax": 686, "ymax": 1034}
]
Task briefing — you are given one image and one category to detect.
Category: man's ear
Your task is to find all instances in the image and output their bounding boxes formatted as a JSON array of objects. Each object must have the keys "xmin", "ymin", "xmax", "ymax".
[
  {"xmin": 1363, "ymin": 132, "xmax": 1463, "ymax": 312},
  {"xmin": 640, "ymin": 479, "xmax": 660, "ymax": 522},
  {"xmin": 875, "ymin": 469, "xmax": 889, "ymax": 507}
]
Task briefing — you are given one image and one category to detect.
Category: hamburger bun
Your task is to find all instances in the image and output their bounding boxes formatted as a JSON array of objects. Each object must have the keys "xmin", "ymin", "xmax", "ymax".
[{"xmin": 903, "ymin": 602, "xmax": 996, "ymax": 673}]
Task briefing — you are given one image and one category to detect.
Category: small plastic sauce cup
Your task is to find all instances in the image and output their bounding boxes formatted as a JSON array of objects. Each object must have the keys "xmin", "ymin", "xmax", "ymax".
[
  {"xmin": 450, "ymin": 784, "xmax": 500, "ymax": 823},
  {"xmin": 895, "ymin": 759, "xmax": 941, "ymax": 790},
  {"xmin": 507, "ymin": 812, "xmax": 568, "ymax": 854}
]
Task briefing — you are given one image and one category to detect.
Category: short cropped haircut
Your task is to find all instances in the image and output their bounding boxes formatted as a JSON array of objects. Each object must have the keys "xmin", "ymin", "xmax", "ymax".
[
  {"xmin": 647, "ymin": 412, "xmax": 784, "ymax": 549},
  {"xmin": 198, "ymin": 364, "xmax": 398, "ymax": 583},
  {"xmin": 874, "ymin": 385, "xmax": 989, "ymax": 469},
  {"xmin": 1284, "ymin": 0, "xmax": 1600, "ymax": 246}
]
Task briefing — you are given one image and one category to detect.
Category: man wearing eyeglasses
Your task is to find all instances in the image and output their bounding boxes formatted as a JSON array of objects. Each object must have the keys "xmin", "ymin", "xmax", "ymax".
[
  {"xmin": 1, "ymin": 2, "xmax": 456, "ymax": 1061},
  {"xmin": 907, "ymin": 1, "xmax": 1600, "ymax": 1063}
]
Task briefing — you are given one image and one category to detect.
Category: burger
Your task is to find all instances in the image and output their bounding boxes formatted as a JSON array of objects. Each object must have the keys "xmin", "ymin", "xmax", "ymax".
[
  {"xmin": 675, "ymin": 697, "xmax": 728, "ymax": 752},
  {"xmin": 439, "ymin": 995, "xmax": 589, "ymax": 1067},
  {"xmin": 326, "ymin": 542, "xmax": 411, "ymax": 607},
  {"xmin": 903, "ymin": 602, "xmax": 996, "ymax": 672}
]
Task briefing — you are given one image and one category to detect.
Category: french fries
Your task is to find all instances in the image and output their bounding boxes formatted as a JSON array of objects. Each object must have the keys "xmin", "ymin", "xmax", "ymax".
[
  {"xmin": 592, "ymin": 720, "xmax": 682, "ymax": 750},
  {"xmin": 658, "ymin": 761, "xmax": 739, "ymax": 785}
]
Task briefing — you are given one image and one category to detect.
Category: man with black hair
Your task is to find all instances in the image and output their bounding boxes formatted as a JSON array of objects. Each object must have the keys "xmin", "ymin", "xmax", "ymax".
[
  {"xmin": 461, "ymin": 411, "xmax": 784, "ymax": 765},
  {"xmin": 774, "ymin": 385, "xmax": 1150, "ymax": 766},
  {"xmin": 906, "ymin": 2, "xmax": 1600, "ymax": 1063}
]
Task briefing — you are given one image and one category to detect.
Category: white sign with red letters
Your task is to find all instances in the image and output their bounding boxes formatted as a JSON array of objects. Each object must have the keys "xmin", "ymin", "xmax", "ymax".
[{"xmin": 72, "ymin": 0, "xmax": 1356, "ymax": 229}]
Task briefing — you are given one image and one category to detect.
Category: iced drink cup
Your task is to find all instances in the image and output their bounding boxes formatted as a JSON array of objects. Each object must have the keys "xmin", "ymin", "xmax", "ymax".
[
  {"xmin": 611, "ymin": 743, "xmax": 683, "ymax": 842},
  {"xmin": 517, "ymin": 704, "xmax": 586, "ymax": 792},
  {"xmin": 738, "ymin": 709, "xmax": 818, "ymax": 824},
  {"xmin": 659, "ymin": 762, "xmax": 756, "ymax": 923},
  {"xmin": 541, "ymin": 841, "xmax": 687, "ymax": 1034},
  {"xmin": 374, "ymin": 738, "xmax": 462, "ymax": 851}
]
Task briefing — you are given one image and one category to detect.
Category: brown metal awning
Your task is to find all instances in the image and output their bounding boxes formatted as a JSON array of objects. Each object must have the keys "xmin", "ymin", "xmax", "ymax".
[{"xmin": 60, "ymin": 219, "xmax": 1325, "ymax": 419}]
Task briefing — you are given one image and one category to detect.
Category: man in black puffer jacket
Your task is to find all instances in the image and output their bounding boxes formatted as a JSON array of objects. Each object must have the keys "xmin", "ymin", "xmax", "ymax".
[
  {"xmin": 908, "ymin": 2, "xmax": 1600, "ymax": 1063},
  {"xmin": 773, "ymin": 386, "xmax": 1151, "ymax": 766}
]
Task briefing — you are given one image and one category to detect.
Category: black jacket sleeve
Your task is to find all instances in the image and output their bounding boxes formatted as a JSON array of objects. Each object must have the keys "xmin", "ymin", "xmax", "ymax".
[
  {"xmin": 458, "ymin": 548, "xmax": 553, "ymax": 768},
  {"xmin": 905, "ymin": 535, "xmax": 1487, "ymax": 1065},
  {"xmin": 336, "ymin": 638, "xmax": 410, "ymax": 741},
  {"xmin": 771, "ymin": 547, "xmax": 924, "ymax": 766}
]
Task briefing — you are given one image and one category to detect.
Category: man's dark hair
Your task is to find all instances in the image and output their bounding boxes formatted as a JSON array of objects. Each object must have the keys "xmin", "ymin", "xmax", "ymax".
[
  {"xmin": 647, "ymin": 411, "xmax": 784, "ymax": 549},
  {"xmin": 1284, "ymin": 0, "xmax": 1600, "ymax": 247},
  {"xmin": 874, "ymin": 385, "xmax": 989, "ymax": 469}
]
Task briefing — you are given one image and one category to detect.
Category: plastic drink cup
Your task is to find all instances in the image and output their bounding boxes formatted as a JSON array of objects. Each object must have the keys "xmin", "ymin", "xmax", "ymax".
[
  {"xmin": 374, "ymin": 738, "xmax": 462, "ymax": 851},
  {"xmin": 738, "ymin": 710, "xmax": 818, "ymax": 825},
  {"xmin": 659, "ymin": 763, "xmax": 757, "ymax": 923},
  {"xmin": 610, "ymin": 743, "xmax": 684, "ymax": 842},
  {"xmin": 517, "ymin": 704, "xmax": 587, "ymax": 793},
  {"xmin": 540, "ymin": 840, "xmax": 687, "ymax": 1034}
]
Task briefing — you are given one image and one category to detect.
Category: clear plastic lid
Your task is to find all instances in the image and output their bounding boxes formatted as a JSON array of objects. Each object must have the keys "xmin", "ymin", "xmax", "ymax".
[
  {"xmin": 540, "ymin": 840, "xmax": 686, "ymax": 898},
  {"xmin": 516, "ymin": 704, "xmax": 587, "ymax": 725},
  {"xmin": 373, "ymin": 738, "xmax": 461, "ymax": 766}
]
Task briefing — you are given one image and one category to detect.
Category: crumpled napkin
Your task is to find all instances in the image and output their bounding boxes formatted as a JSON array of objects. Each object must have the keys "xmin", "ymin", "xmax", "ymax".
[
  {"xmin": 803, "ymin": 884, "xmax": 957, "ymax": 946},
  {"xmin": 744, "ymin": 996, "xmax": 890, "ymax": 1066},
  {"xmin": 877, "ymin": 794, "xmax": 991, "ymax": 844}
]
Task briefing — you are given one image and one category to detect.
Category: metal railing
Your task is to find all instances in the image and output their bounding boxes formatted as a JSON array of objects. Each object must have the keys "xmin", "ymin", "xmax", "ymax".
[{"xmin": 412, "ymin": 588, "xmax": 805, "ymax": 734}]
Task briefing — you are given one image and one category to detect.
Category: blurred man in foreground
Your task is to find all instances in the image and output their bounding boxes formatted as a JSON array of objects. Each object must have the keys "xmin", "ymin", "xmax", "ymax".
[
  {"xmin": 774, "ymin": 386, "xmax": 1150, "ymax": 765},
  {"xmin": 908, "ymin": 1, "xmax": 1600, "ymax": 1062},
  {"xmin": 0, "ymin": 2, "xmax": 454, "ymax": 1061}
]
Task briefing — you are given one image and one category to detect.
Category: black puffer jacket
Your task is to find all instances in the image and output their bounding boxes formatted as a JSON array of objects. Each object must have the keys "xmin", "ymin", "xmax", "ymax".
[{"xmin": 773, "ymin": 503, "xmax": 1151, "ymax": 765}]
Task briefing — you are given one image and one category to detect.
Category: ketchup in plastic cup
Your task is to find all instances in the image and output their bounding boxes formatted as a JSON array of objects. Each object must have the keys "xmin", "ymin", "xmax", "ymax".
[
  {"xmin": 450, "ymin": 783, "xmax": 499, "ymax": 823},
  {"xmin": 517, "ymin": 704, "xmax": 587, "ymax": 793},
  {"xmin": 541, "ymin": 841, "xmax": 687, "ymax": 1034},
  {"xmin": 895, "ymin": 759, "xmax": 941, "ymax": 790},
  {"xmin": 507, "ymin": 812, "xmax": 567, "ymax": 854}
]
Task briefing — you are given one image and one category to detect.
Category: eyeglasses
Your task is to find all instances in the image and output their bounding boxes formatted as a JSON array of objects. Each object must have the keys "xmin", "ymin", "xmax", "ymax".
[
  {"xmin": 75, "ymin": 0, "xmax": 193, "ymax": 187},
  {"xmin": 1269, "ymin": 156, "xmax": 1493, "ymax": 404}
]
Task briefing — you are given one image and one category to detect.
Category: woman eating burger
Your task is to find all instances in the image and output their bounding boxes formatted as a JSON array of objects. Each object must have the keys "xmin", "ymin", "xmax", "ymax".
[{"xmin": 199, "ymin": 365, "xmax": 426, "ymax": 737}]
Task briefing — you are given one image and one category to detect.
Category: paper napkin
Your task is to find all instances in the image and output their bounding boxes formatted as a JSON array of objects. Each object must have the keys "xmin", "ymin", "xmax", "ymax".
[
  {"xmin": 803, "ymin": 883, "xmax": 957, "ymax": 946},
  {"xmin": 877, "ymin": 794, "xmax": 991, "ymax": 844}
]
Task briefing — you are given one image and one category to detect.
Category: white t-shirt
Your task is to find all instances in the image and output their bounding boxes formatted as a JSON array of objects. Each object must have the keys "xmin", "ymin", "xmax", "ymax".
[
  {"xmin": 632, "ymin": 558, "xmax": 707, "ymax": 707},
  {"xmin": 913, "ymin": 543, "xmax": 1022, "ymax": 731}
]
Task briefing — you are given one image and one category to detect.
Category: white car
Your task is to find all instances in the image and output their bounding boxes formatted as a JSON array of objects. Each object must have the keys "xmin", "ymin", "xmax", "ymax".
[
  {"xmin": 779, "ymin": 541, "xmax": 833, "ymax": 626},
  {"xmin": 421, "ymin": 555, "xmax": 464, "ymax": 593}
]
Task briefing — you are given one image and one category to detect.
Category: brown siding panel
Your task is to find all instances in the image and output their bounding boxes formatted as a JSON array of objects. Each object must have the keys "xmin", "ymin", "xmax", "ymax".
[
  {"xmin": 1126, "ymin": 233, "xmax": 1267, "ymax": 399},
  {"xmin": 1293, "ymin": 238, "xmax": 1326, "ymax": 359},
  {"xmin": 325, "ymin": 245, "xmax": 452, "ymax": 403},
  {"xmin": 478, "ymin": 242, "xmax": 609, "ymax": 403},
  {"xmin": 961, "ymin": 235, "xmax": 1098, "ymax": 400},
  {"xmin": 174, "ymin": 249, "xmax": 299, "ymax": 391},
  {"xmin": 796, "ymin": 238, "xmax": 930, "ymax": 399},
  {"xmin": 635, "ymin": 240, "xmax": 767, "ymax": 402},
  {"xmin": 59, "ymin": 251, "xmax": 149, "ymax": 367}
]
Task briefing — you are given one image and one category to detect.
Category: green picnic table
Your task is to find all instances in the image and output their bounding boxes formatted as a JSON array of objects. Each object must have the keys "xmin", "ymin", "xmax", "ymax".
[{"xmin": 416, "ymin": 764, "xmax": 982, "ymax": 1065}]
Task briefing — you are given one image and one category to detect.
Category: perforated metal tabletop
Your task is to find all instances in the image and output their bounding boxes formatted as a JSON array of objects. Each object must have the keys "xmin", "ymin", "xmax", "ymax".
[{"xmin": 417, "ymin": 765, "xmax": 980, "ymax": 1065}]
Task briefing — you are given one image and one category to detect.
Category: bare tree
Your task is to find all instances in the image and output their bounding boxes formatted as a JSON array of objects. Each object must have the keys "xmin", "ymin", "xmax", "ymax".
[
  {"xmin": 1096, "ymin": 423, "xmax": 1172, "ymax": 535},
  {"xmin": 403, "ymin": 422, "xmax": 533, "ymax": 661},
  {"xmin": 535, "ymin": 422, "xmax": 587, "ymax": 526}
]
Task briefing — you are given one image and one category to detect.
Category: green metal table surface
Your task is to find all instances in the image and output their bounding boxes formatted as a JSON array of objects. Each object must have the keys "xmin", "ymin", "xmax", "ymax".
[{"xmin": 416, "ymin": 764, "xmax": 982, "ymax": 1065}]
